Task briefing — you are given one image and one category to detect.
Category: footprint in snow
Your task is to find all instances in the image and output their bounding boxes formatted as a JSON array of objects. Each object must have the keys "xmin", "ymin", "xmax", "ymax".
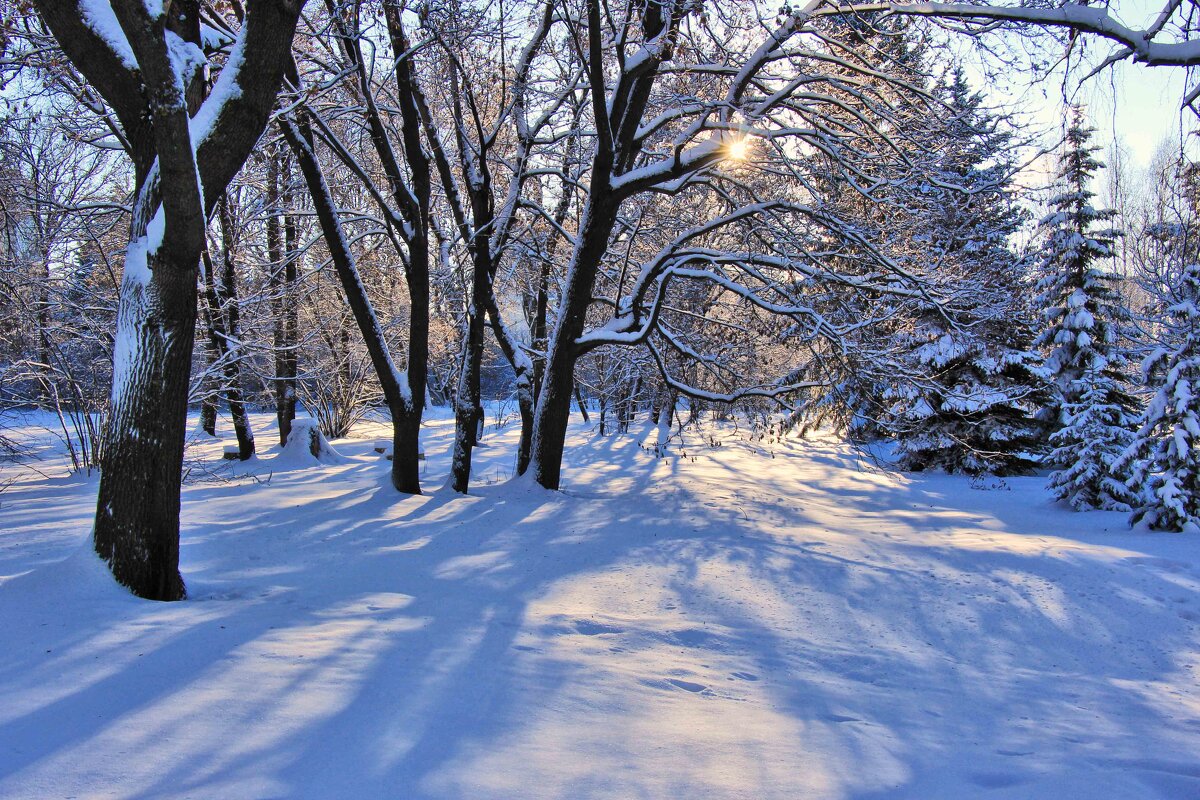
[
  {"xmin": 638, "ymin": 677, "xmax": 709, "ymax": 694},
  {"xmin": 573, "ymin": 620, "xmax": 623, "ymax": 636},
  {"xmin": 669, "ymin": 628, "xmax": 719, "ymax": 647},
  {"xmin": 729, "ymin": 671, "xmax": 759, "ymax": 681},
  {"xmin": 1124, "ymin": 556, "xmax": 1193, "ymax": 573}
]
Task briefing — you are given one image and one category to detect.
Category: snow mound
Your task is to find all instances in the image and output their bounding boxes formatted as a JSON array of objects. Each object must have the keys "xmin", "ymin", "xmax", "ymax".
[
  {"xmin": 274, "ymin": 419, "xmax": 346, "ymax": 466},
  {"xmin": 0, "ymin": 537, "xmax": 138, "ymax": 607}
]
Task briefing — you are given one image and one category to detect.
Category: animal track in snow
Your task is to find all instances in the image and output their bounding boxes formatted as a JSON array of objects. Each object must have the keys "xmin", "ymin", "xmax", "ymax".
[{"xmin": 573, "ymin": 620, "xmax": 624, "ymax": 636}]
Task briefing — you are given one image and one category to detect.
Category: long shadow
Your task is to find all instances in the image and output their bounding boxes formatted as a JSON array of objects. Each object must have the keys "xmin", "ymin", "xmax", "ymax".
[{"xmin": 2, "ymin": 420, "xmax": 1199, "ymax": 798}]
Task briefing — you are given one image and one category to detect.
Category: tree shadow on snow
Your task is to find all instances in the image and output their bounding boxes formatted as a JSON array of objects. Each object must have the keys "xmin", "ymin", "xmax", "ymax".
[{"xmin": 0, "ymin": 421, "xmax": 1198, "ymax": 799}]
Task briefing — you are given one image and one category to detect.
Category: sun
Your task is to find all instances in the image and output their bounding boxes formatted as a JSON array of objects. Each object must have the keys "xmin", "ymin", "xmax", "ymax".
[{"xmin": 725, "ymin": 136, "xmax": 751, "ymax": 162}]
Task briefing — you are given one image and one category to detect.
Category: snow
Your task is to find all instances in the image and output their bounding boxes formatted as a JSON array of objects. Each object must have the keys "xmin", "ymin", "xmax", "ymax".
[
  {"xmin": 275, "ymin": 418, "xmax": 347, "ymax": 467},
  {"xmin": 609, "ymin": 139, "xmax": 722, "ymax": 193},
  {"xmin": 200, "ymin": 24, "xmax": 233, "ymax": 50},
  {"xmin": 108, "ymin": 224, "xmax": 158, "ymax": 412},
  {"xmin": 78, "ymin": 0, "xmax": 137, "ymax": 70},
  {"xmin": 144, "ymin": 206, "xmax": 165, "ymax": 257},
  {"xmin": 895, "ymin": 2, "xmax": 1200, "ymax": 68},
  {"xmin": 165, "ymin": 30, "xmax": 206, "ymax": 95},
  {"xmin": 189, "ymin": 30, "xmax": 245, "ymax": 149},
  {"xmin": 1, "ymin": 409, "xmax": 1199, "ymax": 798}
]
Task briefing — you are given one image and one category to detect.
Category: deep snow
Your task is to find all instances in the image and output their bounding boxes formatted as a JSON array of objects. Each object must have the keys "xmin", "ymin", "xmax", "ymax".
[{"xmin": 1, "ymin": 408, "xmax": 1198, "ymax": 799}]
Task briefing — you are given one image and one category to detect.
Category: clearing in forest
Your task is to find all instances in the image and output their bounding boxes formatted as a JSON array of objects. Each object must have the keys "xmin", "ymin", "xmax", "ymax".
[{"xmin": 0, "ymin": 410, "xmax": 1198, "ymax": 799}]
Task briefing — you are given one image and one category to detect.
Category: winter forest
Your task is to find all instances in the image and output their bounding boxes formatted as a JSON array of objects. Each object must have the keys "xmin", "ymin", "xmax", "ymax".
[{"xmin": 3, "ymin": 0, "xmax": 1200, "ymax": 797}]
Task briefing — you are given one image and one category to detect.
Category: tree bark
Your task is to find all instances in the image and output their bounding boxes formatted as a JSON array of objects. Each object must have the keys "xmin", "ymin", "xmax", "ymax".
[
  {"xmin": 529, "ymin": 194, "xmax": 619, "ymax": 488},
  {"xmin": 483, "ymin": 291, "xmax": 535, "ymax": 476},
  {"xmin": 32, "ymin": 0, "xmax": 307, "ymax": 599},
  {"xmin": 94, "ymin": 188, "xmax": 200, "ymax": 601},
  {"xmin": 267, "ymin": 146, "xmax": 299, "ymax": 445},
  {"xmin": 574, "ymin": 383, "xmax": 590, "ymax": 424},
  {"xmin": 526, "ymin": 0, "xmax": 682, "ymax": 489},
  {"xmin": 214, "ymin": 196, "xmax": 255, "ymax": 459},
  {"xmin": 281, "ymin": 111, "xmax": 421, "ymax": 492}
]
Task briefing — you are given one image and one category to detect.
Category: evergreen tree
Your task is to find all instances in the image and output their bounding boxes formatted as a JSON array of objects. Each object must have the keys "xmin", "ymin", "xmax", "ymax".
[
  {"xmin": 886, "ymin": 69, "xmax": 1047, "ymax": 475},
  {"xmin": 797, "ymin": 15, "xmax": 935, "ymax": 442},
  {"xmin": 1119, "ymin": 264, "xmax": 1200, "ymax": 530},
  {"xmin": 1034, "ymin": 107, "xmax": 1139, "ymax": 510}
]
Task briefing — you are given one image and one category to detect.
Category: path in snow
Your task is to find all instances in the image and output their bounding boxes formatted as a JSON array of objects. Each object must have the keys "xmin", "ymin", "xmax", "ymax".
[{"xmin": 0, "ymin": 409, "xmax": 1198, "ymax": 799}]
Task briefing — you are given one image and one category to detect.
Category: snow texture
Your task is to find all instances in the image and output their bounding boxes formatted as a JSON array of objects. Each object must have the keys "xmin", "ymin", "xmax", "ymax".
[
  {"xmin": 78, "ymin": 0, "xmax": 137, "ymax": 69},
  {"xmin": 0, "ymin": 408, "xmax": 1198, "ymax": 799},
  {"xmin": 189, "ymin": 28, "xmax": 245, "ymax": 149},
  {"xmin": 275, "ymin": 418, "xmax": 346, "ymax": 466}
]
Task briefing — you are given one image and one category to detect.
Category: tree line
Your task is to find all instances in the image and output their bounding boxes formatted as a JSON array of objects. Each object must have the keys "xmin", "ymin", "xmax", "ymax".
[{"xmin": 1, "ymin": 0, "xmax": 1198, "ymax": 599}]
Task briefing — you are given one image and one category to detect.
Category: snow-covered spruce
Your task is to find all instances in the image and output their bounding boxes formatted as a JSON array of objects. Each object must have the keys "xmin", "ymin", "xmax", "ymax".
[
  {"xmin": 1119, "ymin": 262, "xmax": 1200, "ymax": 531},
  {"xmin": 885, "ymin": 69, "xmax": 1047, "ymax": 476},
  {"xmin": 887, "ymin": 331, "xmax": 1047, "ymax": 476},
  {"xmin": 1034, "ymin": 108, "xmax": 1140, "ymax": 510}
]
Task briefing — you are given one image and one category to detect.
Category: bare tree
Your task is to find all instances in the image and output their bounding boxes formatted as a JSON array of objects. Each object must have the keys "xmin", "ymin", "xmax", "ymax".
[
  {"xmin": 32, "ymin": 0, "xmax": 305, "ymax": 599},
  {"xmin": 511, "ymin": 2, "xmax": 955, "ymax": 489}
]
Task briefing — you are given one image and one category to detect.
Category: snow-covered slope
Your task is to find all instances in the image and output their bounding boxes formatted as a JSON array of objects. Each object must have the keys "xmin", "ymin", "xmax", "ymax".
[{"xmin": 1, "ymin": 410, "xmax": 1198, "ymax": 799}]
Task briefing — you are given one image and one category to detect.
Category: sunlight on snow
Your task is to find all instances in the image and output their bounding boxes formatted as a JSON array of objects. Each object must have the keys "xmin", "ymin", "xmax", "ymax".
[{"xmin": 1, "ymin": 413, "xmax": 1199, "ymax": 798}]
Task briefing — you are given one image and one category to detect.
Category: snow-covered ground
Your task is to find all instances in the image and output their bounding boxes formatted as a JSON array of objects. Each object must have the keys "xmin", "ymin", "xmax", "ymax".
[{"xmin": 1, "ymin": 408, "xmax": 1199, "ymax": 799}]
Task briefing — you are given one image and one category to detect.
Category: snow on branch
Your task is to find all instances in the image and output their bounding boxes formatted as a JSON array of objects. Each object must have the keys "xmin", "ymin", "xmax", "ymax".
[{"xmin": 870, "ymin": 1, "xmax": 1200, "ymax": 67}]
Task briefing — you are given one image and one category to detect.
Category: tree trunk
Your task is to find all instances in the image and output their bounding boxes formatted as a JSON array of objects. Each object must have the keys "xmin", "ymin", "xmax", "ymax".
[
  {"xmin": 199, "ymin": 336, "xmax": 218, "ymax": 436},
  {"xmin": 215, "ymin": 197, "xmax": 255, "ymax": 459},
  {"xmin": 449, "ymin": 250, "xmax": 490, "ymax": 493},
  {"xmin": 530, "ymin": 259, "xmax": 551, "ymax": 402},
  {"xmin": 200, "ymin": 249, "xmax": 254, "ymax": 458},
  {"xmin": 282, "ymin": 111, "xmax": 422, "ymax": 493},
  {"xmin": 35, "ymin": 0, "xmax": 306, "ymax": 601},
  {"xmin": 94, "ymin": 232, "xmax": 197, "ymax": 601},
  {"xmin": 483, "ymin": 291, "xmax": 535, "ymax": 476},
  {"xmin": 267, "ymin": 147, "xmax": 299, "ymax": 445},
  {"xmin": 36, "ymin": 254, "xmax": 53, "ymax": 397},
  {"xmin": 529, "ymin": 194, "xmax": 618, "ymax": 489},
  {"xmin": 574, "ymin": 383, "xmax": 590, "ymax": 424}
]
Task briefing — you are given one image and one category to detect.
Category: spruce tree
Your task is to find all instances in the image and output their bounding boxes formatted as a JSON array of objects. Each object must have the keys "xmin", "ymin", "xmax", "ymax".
[
  {"xmin": 796, "ymin": 15, "xmax": 933, "ymax": 442},
  {"xmin": 1034, "ymin": 108, "xmax": 1139, "ymax": 510},
  {"xmin": 886, "ymin": 69, "xmax": 1047, "ymax": 476},
  {"xmin": 1120, "ymin": 262, "xmax": 1200, "ymax": 530}
]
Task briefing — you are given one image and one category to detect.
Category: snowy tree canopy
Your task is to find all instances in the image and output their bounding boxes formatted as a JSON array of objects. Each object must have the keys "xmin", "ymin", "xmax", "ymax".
[
  {"xmin": 1121, "ymin": 263, "xmax": 1200, "ymax": 530},
  {"xmin": 1034, "ymin": 108, "xmax": 1139, "ymax": 512}
]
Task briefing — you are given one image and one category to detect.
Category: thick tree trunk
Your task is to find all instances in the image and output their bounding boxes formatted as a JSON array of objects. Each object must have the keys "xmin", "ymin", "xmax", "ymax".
[
  {"xmin": 529, "ymin": 194, "xmax": 618, "ymax": 489},
  {"xmin": 525, "ymin": 0, "xmax": 677, "ymax": 487},
  {"xmin": 94, "ymin": 242, "xmax": 196, "ymax": 601},
  {"xmin": 35, "ymin": 0, "xmax": 306, "ymax": 601}
]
